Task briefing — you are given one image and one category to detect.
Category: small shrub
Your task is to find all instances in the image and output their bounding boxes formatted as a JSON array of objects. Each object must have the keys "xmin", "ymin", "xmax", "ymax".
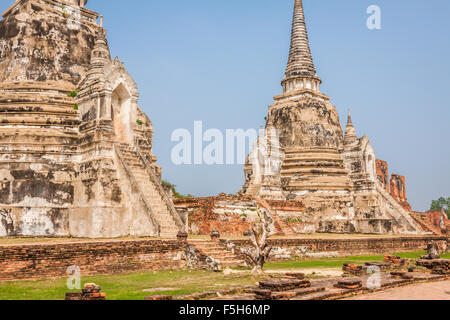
[
  {"xmin": 68, "ymin": 89, "xmax": 80, "ymax": 98},
  {"xmin": 162, "ymin": 180, "xmax": 193, "ymax": 199}
]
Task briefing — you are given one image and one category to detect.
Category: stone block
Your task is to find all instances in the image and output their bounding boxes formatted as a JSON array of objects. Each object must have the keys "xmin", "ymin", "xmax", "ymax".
[
  {"xmin": 259, "ymin": 279, "xmax": 311, "ymax": 291},
  {"xmin": 334, "ymin": 278, "xmax": 363, "ymax": 290}
]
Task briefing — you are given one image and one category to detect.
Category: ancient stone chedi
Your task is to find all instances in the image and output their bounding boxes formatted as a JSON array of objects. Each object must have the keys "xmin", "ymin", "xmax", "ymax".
[
  {"xmin": 0, "ymin": 0, "xmax": 184, "ymax": 238},
  {"xmin": 241, "ymin": 0, "xmax": 423, "ymax": 234}
]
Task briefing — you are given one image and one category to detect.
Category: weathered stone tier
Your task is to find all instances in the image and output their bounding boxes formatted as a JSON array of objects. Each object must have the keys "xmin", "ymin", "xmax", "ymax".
[
  {"xmin": 281, "ymin": 147, "xmax": 353, "ymax": 192},
  {"xmin": 0, "ymin": 0, "xmax": 184, "ymax": 238},
  {"xmin": 241, "ymin": 0, "xmax": 424, "ymax": 235}
]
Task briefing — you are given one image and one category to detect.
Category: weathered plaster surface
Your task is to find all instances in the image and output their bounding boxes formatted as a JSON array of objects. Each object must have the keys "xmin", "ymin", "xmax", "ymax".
[
  {"xmin": 0, "ymin": 0, "xmax": 183, "ymax": 238},
  {"xmin": 239, "ymin": 0, "xmax": 424, "ymax": 235}
]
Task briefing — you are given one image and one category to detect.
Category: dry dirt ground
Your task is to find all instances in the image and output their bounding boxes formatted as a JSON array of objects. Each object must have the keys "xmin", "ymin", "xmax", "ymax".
[{"xmin": 346, "ymin": 280, "xmax": 450, "ymax": 300}]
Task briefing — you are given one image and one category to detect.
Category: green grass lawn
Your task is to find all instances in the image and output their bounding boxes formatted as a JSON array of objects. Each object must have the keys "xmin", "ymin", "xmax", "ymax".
[
  {"xmin": 0, "ymin": 250, "xmax": 448, "ymax": 300},
  {"xmin": 0, "ymin": 270, "xmax": 267, "ymax": 301},
  {"xmin": 265, "ymin": 251, "xmax": 450, "ymax": 270}
]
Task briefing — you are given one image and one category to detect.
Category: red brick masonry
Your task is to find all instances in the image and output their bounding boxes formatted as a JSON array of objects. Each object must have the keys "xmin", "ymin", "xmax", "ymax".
[
  {"xmin": 411, "ymin": 211, "xmax": 450, "ymax": 236},
  {"xmin": 376, "ymin": 159, "xmax": 390, "ymax": 193},
  {"xmin": 0, "ymin": 240, "xmax": 185, "ymax": 281},
  {"xmin": 390, "ymin": 175, "xmax": 412, "ymax": 211},
  {"xmin": 174, "ymin": 194, "xmax": 305, "ymax": 236},
  {"xmin": 375, "ymin": 159, "xmax": 412, "ymax": 211},
  {"xmin": 223, "ymin": 236, "xmax": 449, "ymax": 257},
  {"xmin": 0, "ymin": 236, "xmax": 447, "ymax": 281}
]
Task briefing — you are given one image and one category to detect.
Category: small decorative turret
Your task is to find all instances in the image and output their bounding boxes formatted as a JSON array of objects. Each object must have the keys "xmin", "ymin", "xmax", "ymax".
[
  {"xmin": 282, "ymin": 0, "xmax": 321, "ymax": 94},
  {"xmin": 80, "ymin": 26, "xmax": 111, "ymax": 86},
  {"xmin": 89, "ymin": 27, "xmax": 111, "ymax": 68},
  {"xmin": 344, "ymin": 109, "xmax": 357, "ymax": 145}
]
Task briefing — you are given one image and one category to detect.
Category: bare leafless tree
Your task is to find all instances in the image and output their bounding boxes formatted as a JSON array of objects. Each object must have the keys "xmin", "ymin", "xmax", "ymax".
[{"xmin": 241, "ymin": 208, "xmax": 273, "ymax": 274}]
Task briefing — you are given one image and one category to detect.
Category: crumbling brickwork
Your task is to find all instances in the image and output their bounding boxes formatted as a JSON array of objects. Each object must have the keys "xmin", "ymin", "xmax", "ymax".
[
  {"xmin": 0, "ymin": 236, "xmax": 446, "ymax": 281},
  {"xmin": 175, "ymin": 194, "xmax": 307, "ymax": 236},
  {"xmin": 224, "ymin": 236, "xmax": 448, "ymax": 260},
  {"xmin": 0, "ymin": 239, "xmax": 185, "ymax": 281},
  {"xmin": 376, "ymin": 159, "xmax": 390, "ymax": 193},
  {"xmin": 375, "ymin": 160, "xmax": 414, "ymax": 212},
  {"xmin": 411, "ymin": 211, "xmax": 450, "ymax": 236},
  {"xmin": 390, "ymin": 175, "xmax": 412, "ymax": 211},
  {"xmin": 175, "ymin": 195, "xmax": 255, "ymax": 236}
]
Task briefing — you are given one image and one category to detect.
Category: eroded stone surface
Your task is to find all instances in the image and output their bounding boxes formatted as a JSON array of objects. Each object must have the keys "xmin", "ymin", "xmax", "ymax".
[
  {"xmin": 0, "ymin": 0, "xmax": 184, "ymax": 238},
  {"xmin": 239, "ymin": 0, "xmax": 424, "ymax": 235}
]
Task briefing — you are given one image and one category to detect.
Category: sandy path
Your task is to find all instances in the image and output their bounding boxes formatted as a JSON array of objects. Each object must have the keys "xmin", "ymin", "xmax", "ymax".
[{"xmin": 346, "ymin": 280, "xmax": 450, "ymax": 300}]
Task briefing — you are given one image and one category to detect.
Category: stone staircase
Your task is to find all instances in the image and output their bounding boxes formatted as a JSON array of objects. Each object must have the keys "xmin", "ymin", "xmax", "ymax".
[
  {"xmin": 375, "ymin": 184, "xmax": 426, "ymax": 235},
  {"xmin": 188, "ymin": 240, "xmax": 247, "ymax": 268},
  {"xmin": 115, "ymin": 144, "xmax": 182, "ymax": 238},
  {"xmin": 273, "ymin": 217, "xmax": 298, "ymax": 237},
  {"xmin": 256, "ymin": 198, "xmax": 297, "ymax": 236}
]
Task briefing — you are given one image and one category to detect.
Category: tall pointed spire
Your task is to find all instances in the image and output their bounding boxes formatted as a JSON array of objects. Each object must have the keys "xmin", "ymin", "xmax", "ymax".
[
  {"xmin": 345, "ymin": 109, "xmax": 357, "ymax": 145},
  {"xmin": 282, "ymin": 0, "xmax": 321, "ymax": 94},
  {"xmin": 347, "ymin": 109, "xmax": 354, "ymax": 126},
  {"xmin": 285, "ymin": 0, "xmax": 316, "ymax": 78}
]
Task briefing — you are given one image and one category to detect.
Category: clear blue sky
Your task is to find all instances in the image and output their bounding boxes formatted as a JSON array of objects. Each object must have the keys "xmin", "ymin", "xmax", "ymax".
[{"xmin": 2, "ymin": 0, "xmax": 449, "ymax": 211}]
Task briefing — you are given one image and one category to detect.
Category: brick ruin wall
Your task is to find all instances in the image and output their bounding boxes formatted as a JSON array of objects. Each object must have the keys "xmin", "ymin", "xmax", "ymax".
[
  {"xmin": 225, "ymin": 236, "xmax": 449, "ymax": 261},
  {"xmin": 176, "ymin": 192, "xmax": 441, "ymax": 236},
  {"xmin": 425, "ymin": 211, "xmax": 450, "ymax": 230},
  {"xmin": 376, "ymin": 160, "xmax": 412, "ymax": 211},
  {"xmin": 0, "ymin": 240, "xmax": 185, "ymax": 281},
  {"xmin": 376, "ymin": 159, "xmax": 390, "ymax": 193},
  {"xmin": 0, "ymin": 236, "xmax": 447, "ymax": 281},
  {"xmin": 175, "ymin": 195, "xmax": 253, "ymax": 236},
  {"xmin": 174, "ymin": 194, "xmax": 307, "ymax": 236},
  {"xmin": 411, "ymin": 211, "xmax": 450, "ymax": 236},
  {"xmin": 390, "ymin": 174, "xmax": 412, "ymax": 211}
]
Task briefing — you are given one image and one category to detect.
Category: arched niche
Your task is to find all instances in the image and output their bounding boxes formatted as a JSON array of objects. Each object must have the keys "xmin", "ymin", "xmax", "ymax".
[
  {"xmin": 362, "ymin": 140, "xmax": 377, "ymax": 181},
  {"xmin": 111, "ymin": 82, "xmax": 133, "ymax": 144}
]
